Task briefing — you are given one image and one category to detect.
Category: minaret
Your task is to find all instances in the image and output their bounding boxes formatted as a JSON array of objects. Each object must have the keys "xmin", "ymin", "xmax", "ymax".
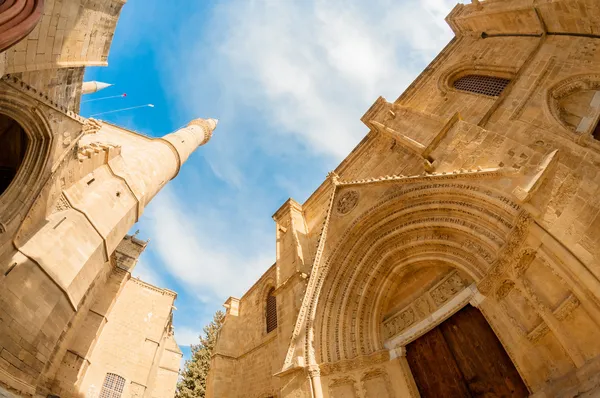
[
  {"xmin": 0, "ymin": 117, "xmax": 218, "ymax": 394},
  {"xmin": 81, "ymin": 81, "xmax": 113, "ymax": 95},
  {"xmin": 163, "ymin": 118, "xmax": 218, "ymax": 165},
  {"xmin": 78, "ymin": 117, "xmax": 219, "ymax": 210}
]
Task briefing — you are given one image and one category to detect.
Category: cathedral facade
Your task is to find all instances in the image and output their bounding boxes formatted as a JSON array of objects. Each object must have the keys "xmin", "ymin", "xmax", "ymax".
[
  {"xmin": 207, "ymin": 1, "xmax": 600, "ymax": 397},
  {"xmin": 0, "ymin": 0, "xmax": 215, "ymax": 397}
]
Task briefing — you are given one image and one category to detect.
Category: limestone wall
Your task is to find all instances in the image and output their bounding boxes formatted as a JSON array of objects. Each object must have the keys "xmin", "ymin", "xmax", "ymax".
[
  {"xmin": 3, "ymin": 0, "xmax": 126, "ymax": 74},
  {"xmin": 77, "ymin": 276, "xmax": 178, "ymax": 398},
  {"xmin": 210, "ymin": 266, "xmax": 280, "ymax": 398},
  {"xmin": 11, "ymin": 67, "xmax": 85, "ymax": 112}
]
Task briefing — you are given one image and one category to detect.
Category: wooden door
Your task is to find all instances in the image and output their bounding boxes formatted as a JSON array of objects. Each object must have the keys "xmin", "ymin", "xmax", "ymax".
[{"xmin": 406, "ymin": 305, "xmax": 528, "ymax": 398}]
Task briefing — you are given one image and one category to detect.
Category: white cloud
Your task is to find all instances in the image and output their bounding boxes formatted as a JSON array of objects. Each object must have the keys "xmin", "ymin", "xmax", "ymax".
[
  {"xmin": 142, "ymin": 187, "xmax": 273, "ymax": 301},
  {"xmin": 172, "ymin": 0, "xmax": 459, "ymax": 166},
  {"xmin": 133, "ymin": 258, "xmax": 166, "ymax": 288},
  {"xmin": 175, "ymin": 326, "xmax": 201, "ymax": 347}
]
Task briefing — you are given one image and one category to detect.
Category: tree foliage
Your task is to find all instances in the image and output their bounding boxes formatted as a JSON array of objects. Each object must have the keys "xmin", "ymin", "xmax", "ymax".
[{"xmin": 175, "ymin": 310, "xmax": 225, "ymax": 398}]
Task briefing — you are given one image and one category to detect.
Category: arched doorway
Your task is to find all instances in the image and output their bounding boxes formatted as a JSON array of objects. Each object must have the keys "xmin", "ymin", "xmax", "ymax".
[{"xmin": 0, "ymin": 113, "xmax": 28, "ymax": 197}]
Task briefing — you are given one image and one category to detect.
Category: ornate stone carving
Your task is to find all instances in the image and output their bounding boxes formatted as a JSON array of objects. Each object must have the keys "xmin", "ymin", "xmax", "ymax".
[
  {"xmin": 320, "ymin": 350, "xmax": 388, "ymax": 376},
  {"xmin": 82, "ymin": 118, "xmax": 103, "ymax": 135},
  {"xmin": 306, "ymin": 365, "xmax": 321, "ymax": 378},
  {"xmin": 336, "ymin": 190, "xmax": 359, "ymax": 215},
  {"xmin": 511, "ymin": 248, "xmax": 536, "ymax": 277},
  {"xmin": 527, "ymin": 322, "xmax": 550, "ymax": 343},
  {"xmin": 291, "ymin": 175, "xmax": 526, "ymax": 367},
  {"xmin": 555, "ymin": 295, "xmax": 580, "ymax": 321},
  {"xmin": 495, "ymin": 280, "xmax": 515, "ymax": 300},
  {"xmin": 51, "ymin": 195, "xmax": 71, "ymax": 214},
  {"xmin": 361, "ymin": 368, "xmax": 394, "ymax": 397},
  {"xmin": 383, "ymin": 308, "xmax": 416, "ymax": 339},
  {"xmin": 477, "ymin": 213, "xmax": 533, "ymax": 295},
  {"xmin": 382, "ymin": 271, "xmax": 468, "ymax": 341},
  {"xmin": 329, "ymin": 377, "xmax": 359, "ymax": 398},
  {"xmin": 414, "ymin": 296, "xmax": 432, "ymax": 318},
  {"xmin": 430, "ymin": 272, "xmax": 465, "ymax": 306},
  {"xmin": 462, "ymin": 239, "xmax": 494, "ymax": 264}
]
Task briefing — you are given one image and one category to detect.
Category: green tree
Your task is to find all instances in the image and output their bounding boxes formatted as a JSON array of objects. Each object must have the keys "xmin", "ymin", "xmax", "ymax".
[{"xmin": 176, "ymin": 310, "xmax": 225, "ymax": 398}]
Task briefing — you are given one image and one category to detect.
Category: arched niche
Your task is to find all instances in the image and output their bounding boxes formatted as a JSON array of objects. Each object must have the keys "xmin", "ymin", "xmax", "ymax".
[
  {"xmin": 546, "ymin": 74, "xmax": 600, "ymax": 141},
  {"xmin": 0, "ymin": 87, "xmax": 53, "ymax": 231},
  {"xmin": 0, "ymin": 113, "xmax": 28, "ymax": 197}
]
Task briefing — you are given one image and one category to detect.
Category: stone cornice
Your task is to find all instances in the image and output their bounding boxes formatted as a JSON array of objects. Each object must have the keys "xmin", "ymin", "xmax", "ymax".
[
  {"xmin": 131, "ymin": 277, "xmax": 177, "ymax": 298},
  {"xmin": 272, "ymin": 198, "xmax": 303, "ymax": 222}
]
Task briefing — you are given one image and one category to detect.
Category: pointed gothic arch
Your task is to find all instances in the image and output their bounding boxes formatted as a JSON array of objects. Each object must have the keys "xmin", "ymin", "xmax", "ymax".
[
  {"xmin": 309, "ymin": 179, "xmax": 525, "ymax": 365},
  {"xmin": 0, "ymin": 83, "xmax": 54, "ymax": 230}
]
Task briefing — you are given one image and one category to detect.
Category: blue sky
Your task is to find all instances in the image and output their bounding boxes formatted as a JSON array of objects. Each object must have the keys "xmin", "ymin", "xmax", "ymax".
[{"xmin": 80, "ymin": 0, "xmax": 462, "ymax": 359}]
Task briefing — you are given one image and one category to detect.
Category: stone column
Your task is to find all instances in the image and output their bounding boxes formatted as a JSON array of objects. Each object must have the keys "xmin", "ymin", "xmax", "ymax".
[{"xmin": 307, "ymin": 366, "xmax": 323, "ymax": 398}]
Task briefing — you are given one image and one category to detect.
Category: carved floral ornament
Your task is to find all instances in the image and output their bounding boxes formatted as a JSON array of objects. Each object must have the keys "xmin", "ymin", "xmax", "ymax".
[{"xmin": 336, "ymin": 190, "xmax": 359, "ymax": 215}]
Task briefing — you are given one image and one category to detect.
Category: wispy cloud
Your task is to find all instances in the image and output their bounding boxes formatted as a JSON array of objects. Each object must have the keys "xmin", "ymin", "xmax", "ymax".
[
  {"xmin": 169, "ymin": 0, "xmax": 459, "ymax": 177},
  {"xmin": 174, "ymin": 326, "xmax": 202, "ymax": 347},
  {"xmin": 133, "ymin": 258, "xmax": 166, "ymax": 288},
  {"xmin": 140, "ymin": 186, "xmax": 273, "ymax": 301}
]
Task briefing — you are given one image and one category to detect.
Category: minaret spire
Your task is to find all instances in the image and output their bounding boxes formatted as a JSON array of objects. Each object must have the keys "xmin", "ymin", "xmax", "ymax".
[
  {"xmin": 81, "ymin": 81, "xmax": 113, "ymax": 95},
  {"xmin": 162, "ymin": 118, "xmax": 218, "ymax": 164}
]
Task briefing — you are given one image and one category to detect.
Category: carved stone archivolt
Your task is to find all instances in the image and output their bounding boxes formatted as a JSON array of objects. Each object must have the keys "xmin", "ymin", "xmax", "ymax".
[
  {"xmin": 283, "ymin": 173, "xmax": 526, "ymax": 369},
  {"xmin": 0, "ymin": 87, "xmax": 55, "ymax": 227}
]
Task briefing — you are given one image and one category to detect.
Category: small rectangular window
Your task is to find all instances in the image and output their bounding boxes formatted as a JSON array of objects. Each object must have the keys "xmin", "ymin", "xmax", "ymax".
[{"xmin": 453, "ymin": 75, "xmax": 510, "ymax": 97}]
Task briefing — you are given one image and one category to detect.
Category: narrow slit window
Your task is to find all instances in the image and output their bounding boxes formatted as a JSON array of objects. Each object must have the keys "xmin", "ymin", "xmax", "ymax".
[
  {"xmin": 266, "ymin": 288, "xmax": 277, "ymax": 333},
  {"xmin": 453, "ymin": 75, "xmax": 510, "ymax": 97},
  {"xmin": 100, "ymin": 373, "xmax": 125, "ymax": 398}
]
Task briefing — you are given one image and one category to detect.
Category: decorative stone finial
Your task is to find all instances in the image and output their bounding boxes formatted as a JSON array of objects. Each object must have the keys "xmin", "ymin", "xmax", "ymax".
[
  {"xmin": 187, "ymin": 118, "xmax": 218, "ymax": 146},
  {"xmin": 326, "ymin": 171, "xmax": 340, "ymax": 186}
]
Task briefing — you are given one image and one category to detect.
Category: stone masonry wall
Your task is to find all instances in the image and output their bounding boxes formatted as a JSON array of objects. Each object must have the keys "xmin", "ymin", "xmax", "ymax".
[
  {"xmin": 77, "ymin": 277, "xmax": 177, "ymax": 398},
  {"xmin": 12, "ymin": 67, "xmax": 85, "ymax": 112},
  {"xmin": 4, "ymin": 0, "xmax": 125, "ymax": 74}
]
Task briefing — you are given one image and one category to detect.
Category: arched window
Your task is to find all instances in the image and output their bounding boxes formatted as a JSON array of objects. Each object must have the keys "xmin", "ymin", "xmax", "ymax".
[
  {"xmin": 453, "ymin": 75, "xmax": 510, "ymax": 97},
  {"xmin": 100, "ymin": 373, "xmax": 125, "ymax": 398},
  {"xmin": 548, "ymin": 76, "xmax": 600, "ymax": 141},
  {"xmin": 0, "ymin": 113, "xmax": 28, "ymax": 197},
  {"xmin": 266, "ymin": 288, "xmax": 277, "ymax": 333}
]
